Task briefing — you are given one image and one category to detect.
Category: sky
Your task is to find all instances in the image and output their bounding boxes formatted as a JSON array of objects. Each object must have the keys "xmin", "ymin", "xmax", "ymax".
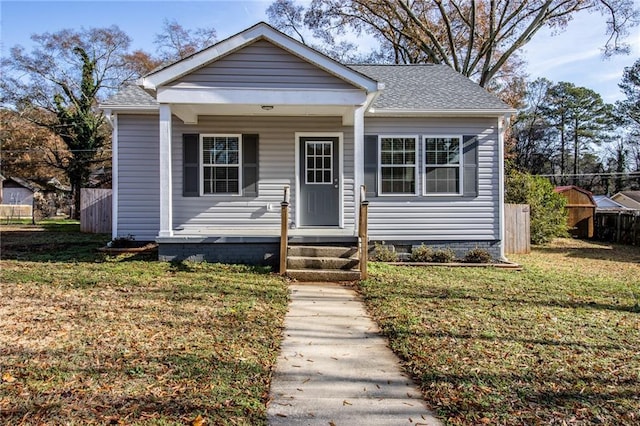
[{"xmin": 1, "ymin": 0, "xmax": 639, "ymax": 104}]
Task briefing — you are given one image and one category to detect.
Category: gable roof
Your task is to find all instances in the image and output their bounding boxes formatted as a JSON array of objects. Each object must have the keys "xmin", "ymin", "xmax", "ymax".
[
  {"xmin": 102, "ymin": 23, "xmax": 514, "ymax": 117},
  {"xmin": 350, "ymin": 64, "xmax": 513, "ymax": 114},
  {"xmin": 617, "ymin": 191, "xmax": 640, "ymax": 203},
  {"xmin": 139, "ymin": 22, "xmax": 379, "ymax": 93}
]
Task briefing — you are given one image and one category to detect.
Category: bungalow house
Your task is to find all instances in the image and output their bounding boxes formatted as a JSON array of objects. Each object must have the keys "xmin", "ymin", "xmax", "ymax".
[
  {"xmin": 101, "ymin": 22, "xmax": 515, "ymax": 277},
  {"xmin": 612, "ymin": 191, "xmax": 640, "ymax": 210}
]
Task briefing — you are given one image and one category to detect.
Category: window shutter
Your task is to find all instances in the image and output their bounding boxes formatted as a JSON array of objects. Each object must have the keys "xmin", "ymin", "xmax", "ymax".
[
  {"xmin": 242, "ymin": 134, "xmax": 259, "ymax": 197},
  {"xmin": 463, "ymin": 135, "xmax": 478, "ymax": 197},
  {"xmin": 364, "ymin": 135, "xmax": 378, "ymax": 197},
  {"xmin": 183, "ymin": 133, "xmax": 199, "ymax": 197}
]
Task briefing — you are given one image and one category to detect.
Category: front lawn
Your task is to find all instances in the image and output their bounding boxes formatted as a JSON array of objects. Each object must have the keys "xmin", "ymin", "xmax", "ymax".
[
  {"xmin": 0, "ymin": 224, "xmax": 289, "ymax": 425},
  {"xmin": 359, "ymin": 239, "xmax": 639, "ymax": 425}
]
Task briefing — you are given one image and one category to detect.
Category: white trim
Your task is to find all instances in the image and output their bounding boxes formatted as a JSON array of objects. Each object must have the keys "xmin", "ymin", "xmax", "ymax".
[
  {"xmin": 199, "ymin": 134, "xmax": 243, "ymax": 196},
  {"xmin": 158, "ymin": 104, "xmax": 173, "ymax": 237},
  {"xmin": 110, "ymin": 113, "xmax": 118, "ymax": 239},
  {"xmin": 294, "ymin": 132, "xmax": 344, "ymax": 228},
  {"xmin": 140, "ymin": 22, "xmax": 379, "ymax": 93},
  {"xmin": 156, "ymin": 86, "xmax": 367, "ymax": 106},
  {"xmin": 304, "ymin": 141, "xmax": 333, "ymax": 185},
  {"xmin": 422, "ymin": 135, "xmax": 464, "ymax": 196},
  {"xmin": 377, "ymin": 135, "xmax": 419, "ymax": 197},
  {"xmin": 498, "ymin": 115, "xmax": 508, "ymax": 261},
  {"xmin": 99, "ymin": 104, "xmax": 159, "ymax": 112},
  {"xmin": 353, "ymin": 104, "xmax": 365, "ymax": 231}
]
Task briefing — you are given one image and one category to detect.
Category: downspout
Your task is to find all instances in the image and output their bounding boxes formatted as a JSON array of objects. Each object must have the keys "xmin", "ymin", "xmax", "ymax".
[{"xmin": 106, "ymin": 110, "xmax": 119, "ymax": 240}]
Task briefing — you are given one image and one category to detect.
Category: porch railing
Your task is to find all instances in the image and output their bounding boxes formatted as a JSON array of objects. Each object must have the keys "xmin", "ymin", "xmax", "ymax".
[
  {"xmin": 358, "ymin": 185, "xmax": 369, "ymax": 280},
  {"xmin": 279, "ymin": 185, "xmax": 290, "ymax": 275}
]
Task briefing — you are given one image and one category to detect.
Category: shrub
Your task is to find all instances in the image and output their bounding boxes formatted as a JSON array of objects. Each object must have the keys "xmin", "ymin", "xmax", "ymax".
[
  {"xmin": 431, "ymin": 248, "xmax": 456, "ymax": 263},
  {"xmin": 108, "ymin": 234, "xmax": 136, "ymax": 248},
  {"xmin": 372, "ymin": 242, "xmax": 398, "ymax": 262},
  {"xmin": 505, "ymin": 170, "xmax": 568, "ymax": 244},
  {"xmin": 464, "ymin": 247, "xmax": 493, "ymax": 263},
  {"xmin": 410, "ymin": 244, "xmax": 433, "ymax": 262}
]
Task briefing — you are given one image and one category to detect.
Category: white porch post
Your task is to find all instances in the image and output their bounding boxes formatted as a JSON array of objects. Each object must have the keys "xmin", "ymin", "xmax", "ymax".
[
  {"xmin": 353, "ymin": 104, "xmax": 365, "ymax": 231},
  {"xmin": 159, "ymin": 104, "xmax": 173, "ymax": 237}
]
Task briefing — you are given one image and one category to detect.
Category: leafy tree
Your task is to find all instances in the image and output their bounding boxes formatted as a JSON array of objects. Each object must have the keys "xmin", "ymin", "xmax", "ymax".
[
  {"xmin": 268, "ymin": 0, "xmax": 639, "ymax": 87},
  {"xmin": 540, "ymin": 82, "xmax": 614, "ymax": 185},
  {"xmin": 1, "ymin": 27, "xmax": 133, "ymax": 217},
  {"xmin": 617, "ymin": 58, "xmax": 640, "ymax": 128},
  {"xmin": 615, "ymin": 58, "xmax": 640, "ymax": 187},
  {"xmin": 505, "ymin": 170, "xmax": 567, "ymax": 244},
  {"xmin": 0, "ymin": 109, "xmax": 67, "ymax": 182},
  {"xmin": 510, "ymin": 78, "xmax": 557, "ymax": 175}
]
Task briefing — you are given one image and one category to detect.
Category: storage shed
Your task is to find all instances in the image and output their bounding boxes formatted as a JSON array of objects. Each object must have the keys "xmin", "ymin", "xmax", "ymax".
[{"xmin": 554, "ymin": 186, "xmax": 596, "ymax": 238}]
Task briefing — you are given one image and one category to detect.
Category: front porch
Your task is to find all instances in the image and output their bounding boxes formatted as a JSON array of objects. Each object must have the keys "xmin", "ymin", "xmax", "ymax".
[{"xmin": 157, "ymin": 187, "xmax": 370, "ymax": 281}]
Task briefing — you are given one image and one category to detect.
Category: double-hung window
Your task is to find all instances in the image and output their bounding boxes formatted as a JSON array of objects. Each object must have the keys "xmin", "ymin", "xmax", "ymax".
[
  {"xmin": 201, "ymin": 134, "xmax": 241, "ymax": 195},
  {"xmin": 424, "ymin": 136, "xmax": 462, "ymax": 195},
  {"xmin": 379, "ymin": 136, "xmax": 417, "ymax": 195}
]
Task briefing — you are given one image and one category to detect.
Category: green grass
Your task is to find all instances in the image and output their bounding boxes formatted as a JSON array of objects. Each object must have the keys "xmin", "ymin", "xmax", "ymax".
[
  {"xmin": 359, "ymin": 239, "xmax": 640, "ymax": 425},
  {"xmin": 0, "ymin": 223, "xmax": 289, "ymax": 425}
]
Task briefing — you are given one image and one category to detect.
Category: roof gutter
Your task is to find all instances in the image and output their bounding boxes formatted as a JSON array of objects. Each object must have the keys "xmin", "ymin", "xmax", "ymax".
[{"xmin": 366, "ymin": 108, "xmax": 517, "ymax": 117}]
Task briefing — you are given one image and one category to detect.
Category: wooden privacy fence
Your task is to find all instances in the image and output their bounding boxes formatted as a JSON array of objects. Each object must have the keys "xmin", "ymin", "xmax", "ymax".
[
  {"xmin": 80, "ymin": 188, "xmax": 112, "ymax": 234},
  {"xmin": 594, "ymin": 211, "xmax": 640, "ymax": 246},
  {"xmin": 505, "ymin": 203, "xmax": 531, "ymax": 254}
]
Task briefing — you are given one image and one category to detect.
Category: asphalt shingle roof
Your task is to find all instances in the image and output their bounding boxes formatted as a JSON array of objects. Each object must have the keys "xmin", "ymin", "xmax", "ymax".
[
  {"xmin": 102, "ymin": 85, "xmax": 157, "ymax": 106},
  {"xmin": 350, "ymin": 64, "xmax": 511, "ymax": 111},
  {"xmin": 102, "ymin": 64, "xmax": 511, "ymax": 112}
]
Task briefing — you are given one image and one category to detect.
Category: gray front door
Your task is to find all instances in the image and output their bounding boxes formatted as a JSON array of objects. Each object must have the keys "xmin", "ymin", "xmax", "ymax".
[{"xmin": 299, "ymin": 137, "xmax": 339, "ymax": 226}]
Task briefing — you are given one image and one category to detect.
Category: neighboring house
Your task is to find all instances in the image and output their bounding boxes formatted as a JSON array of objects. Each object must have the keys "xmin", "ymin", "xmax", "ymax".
[
  {"xmin": 554, "ymin": 185, "xmax": 596, "ymax": 239},
  {"xmin": 593, "ymin": 195, "xmax": 633, "ymax": 212},
  {"xmin": 611, "ymin": 191, "xmax": 640, "ymax": 210},
  {"xmin": 101, "ymin": 22, "xmax": 515, "ymax": 266},
  {"xmin": 0, "ymin": 174, "xmax": 5, "ymax": 203},
  {"xmin": 0, "ymin": 176, "xmax": 40, "ymax": 206}
]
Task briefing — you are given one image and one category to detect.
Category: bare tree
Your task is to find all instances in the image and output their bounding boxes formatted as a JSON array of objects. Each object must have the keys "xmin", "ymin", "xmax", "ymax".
[{"xmin": 269, "ymin": 0, "xmax": 639, "ymax": 87}]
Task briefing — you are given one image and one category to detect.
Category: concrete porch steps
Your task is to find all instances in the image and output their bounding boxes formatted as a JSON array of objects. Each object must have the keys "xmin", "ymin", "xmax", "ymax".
[{"xmin": 286, "ymin": 244, "xmax": 361, "ymax": 282}]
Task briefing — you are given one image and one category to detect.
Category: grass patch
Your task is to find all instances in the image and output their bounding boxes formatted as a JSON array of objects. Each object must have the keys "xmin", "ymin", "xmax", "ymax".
[
  {"xmin": 0, "ymin": 224, "xmax": 289, "ymax": 425},
  {"xmin": 359, "ymin": 238, "xmax": 640, "ymax": 425}
]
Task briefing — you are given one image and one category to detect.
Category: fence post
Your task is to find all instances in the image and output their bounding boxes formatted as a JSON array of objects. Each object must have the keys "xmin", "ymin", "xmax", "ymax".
[
  {"xmin": 279, "ymin": 186, "xmax": 290, "ymax": 275},
  {"xmin": 358, "ymin": 185, "xmax": 369, "ymax": 280}
]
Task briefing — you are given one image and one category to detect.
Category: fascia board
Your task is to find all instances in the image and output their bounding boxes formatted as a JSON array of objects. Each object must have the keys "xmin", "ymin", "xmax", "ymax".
[{"xmin": 366, "ymin": 108, "xmax": 517, "ymax": 117}]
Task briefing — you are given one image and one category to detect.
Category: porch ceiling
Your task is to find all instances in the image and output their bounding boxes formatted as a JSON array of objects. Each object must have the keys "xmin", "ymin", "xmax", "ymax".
[{"xmin": 171, "ymin": 103, "xmax": 356, "ymax": 125}]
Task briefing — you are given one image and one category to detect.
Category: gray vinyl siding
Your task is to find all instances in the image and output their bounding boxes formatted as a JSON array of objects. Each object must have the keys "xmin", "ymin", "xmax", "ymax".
[
  {"xmin": 117, "ymin": 115, "xmax": 160, "ymax": 240},
  {"xmin": 169, "ymin": 40, "xmax": 356, "ymax": 90},
  {"xmin": 172, "ymin": 116, "xmax": 355, "ymax": 232},
  {"xmin": 364, "ymin": 116, "xmax": 500, "ymax": 241}
]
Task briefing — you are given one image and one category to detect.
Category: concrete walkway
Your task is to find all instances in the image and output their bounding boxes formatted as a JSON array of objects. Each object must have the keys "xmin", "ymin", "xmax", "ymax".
[{"xmin": 267, "ymin": 283, "xmax": 441, "ymax": 426}]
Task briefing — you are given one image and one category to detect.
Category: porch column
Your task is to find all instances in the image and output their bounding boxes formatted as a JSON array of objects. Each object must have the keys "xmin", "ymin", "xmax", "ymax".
[
  {"xmin": 159, "ymin": 104, "xmax": 173, "ymax": 237},
  {"xmin": 353, "ymin": 104, "xmax": 365, "ymax": 230}
]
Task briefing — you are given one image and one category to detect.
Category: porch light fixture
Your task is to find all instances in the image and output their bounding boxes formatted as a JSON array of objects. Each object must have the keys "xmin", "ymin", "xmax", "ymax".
[{"xmin": 261, "ymin": 105, "xmax": 274, "ymax": 110}]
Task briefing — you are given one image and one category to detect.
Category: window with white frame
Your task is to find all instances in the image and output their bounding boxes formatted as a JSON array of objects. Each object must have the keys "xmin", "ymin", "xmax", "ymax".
[
  {"xmin": 201, "ymin": 134, "xmax": 241, "ymax": 195},
  {"xmin": 424, "ymin": 136, "xmax": 462, "ymax": 194},
  {"xmin": 379, "ymin": 136, "xmax": 417, "ymax": 195}
]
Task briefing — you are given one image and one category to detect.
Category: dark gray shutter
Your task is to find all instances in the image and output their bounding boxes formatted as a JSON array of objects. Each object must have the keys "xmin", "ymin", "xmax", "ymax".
[
  {"xmin": 242, "ymin": 134, "xmax": 259, "ymax": 197},
  {"xmin": 183, "ymin": 133, "xmax": 199, "ymax": 197},
  {"xmin": 364, "ymin": 135, "xmax": 378, "ymax": 198},
  {"xmin": 463, "ymin": 135, "xmax": 478, "ymax": 197}
]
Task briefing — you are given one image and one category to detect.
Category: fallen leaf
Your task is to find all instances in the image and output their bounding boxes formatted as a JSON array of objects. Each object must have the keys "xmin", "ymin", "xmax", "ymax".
[
  {"xmin": 2, "ymin": 372, "xmax": 16, "ymax": 383},
  {"xmin": 192, "ymin": 414, "xmax": 205, "ymax": 426}
]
